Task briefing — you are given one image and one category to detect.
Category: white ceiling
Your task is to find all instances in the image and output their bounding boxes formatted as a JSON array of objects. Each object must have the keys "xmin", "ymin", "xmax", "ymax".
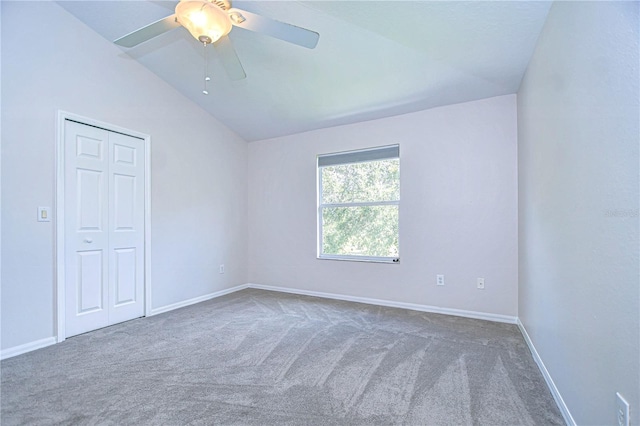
[{"xmin": 58, "ymin": 1, "xmax": 551, "ymax": 141}]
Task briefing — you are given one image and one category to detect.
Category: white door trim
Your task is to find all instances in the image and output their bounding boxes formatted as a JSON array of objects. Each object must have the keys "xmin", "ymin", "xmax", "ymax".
[{"xmin": 55, "ymin": 111, "xmax": 152, "ymax": 343}]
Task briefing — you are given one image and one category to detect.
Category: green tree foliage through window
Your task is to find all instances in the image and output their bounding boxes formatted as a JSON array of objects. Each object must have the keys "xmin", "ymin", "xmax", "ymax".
[{"xmin": 319, "ymin": 155, "xmax": 399, "ymax": 260}]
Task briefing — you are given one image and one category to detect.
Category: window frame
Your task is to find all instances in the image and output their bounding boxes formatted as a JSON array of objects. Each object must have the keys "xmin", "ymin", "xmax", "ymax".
[{"xmin": 316, "ymin": 145, "xmax": 400, "ymax": 264}]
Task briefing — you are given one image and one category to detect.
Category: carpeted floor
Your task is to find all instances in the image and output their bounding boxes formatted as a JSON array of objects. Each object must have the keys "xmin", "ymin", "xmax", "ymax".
[{"xmin": 1, "ymin": 289, "xmax": 564, "ymax": 425}]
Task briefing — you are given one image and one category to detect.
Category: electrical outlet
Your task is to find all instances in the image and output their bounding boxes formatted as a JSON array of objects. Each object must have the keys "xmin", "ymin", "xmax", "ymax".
[
  {"xmin": 616, "ymin": 392, "xmax": 629, "ymax": 426},
  {"xmin": 477, "ymin": 278, "xmax": 485, "ymax": 289},
  {"xmin": 436, "ymin": 275, "xmax": 444, "ymax": 286},
  {"xmin": 219, "ymin": 264, "xmax": 225, "ymax": 274}
]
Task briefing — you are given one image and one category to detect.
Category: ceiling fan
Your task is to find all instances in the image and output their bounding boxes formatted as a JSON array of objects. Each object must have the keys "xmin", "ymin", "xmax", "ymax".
[{"xmin": 114, "ymin": 0, "xmax": 319, "ymax": 86}]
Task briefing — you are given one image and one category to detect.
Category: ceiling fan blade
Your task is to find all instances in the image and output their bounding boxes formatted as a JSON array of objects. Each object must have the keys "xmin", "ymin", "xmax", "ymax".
[
  {"xmin": 114, "ymin": 14, "xmax": 181, "ymax": 48},
  {"xmin": 228, "ymin": 8, "xmax": 319, "ymax": 49},
  {"xmin": 213, "ymin": 36, "xmax": 247, "ymax": 81}
]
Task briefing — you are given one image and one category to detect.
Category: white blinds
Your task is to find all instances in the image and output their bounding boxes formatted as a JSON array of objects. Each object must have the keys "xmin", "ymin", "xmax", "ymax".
[{"xmin": 317, "ymin": 145, "xmax": 399, "ymax": 167}]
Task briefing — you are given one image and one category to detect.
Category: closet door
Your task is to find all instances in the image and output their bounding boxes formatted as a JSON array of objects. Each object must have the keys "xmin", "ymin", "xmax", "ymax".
[
  {"xmin": 65, "ymin": 121, "xmax": 110, "ymax": 336},
  {"xmin": 108, "ymin": 132, "xmax": 145, "ymax": 324},
  {"xmin": 64, "ymin": 120, "xmax": 145, "ymax": 337}
]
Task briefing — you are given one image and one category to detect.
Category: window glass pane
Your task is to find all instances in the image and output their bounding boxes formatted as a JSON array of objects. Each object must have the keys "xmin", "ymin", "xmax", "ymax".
[
  {"xmin": 321, "ymin": 158, "xmax": 399, "ymax": 204},
  {"xmin": 322, "ymin": 205, "xmax": 399, "ymax": 257}
]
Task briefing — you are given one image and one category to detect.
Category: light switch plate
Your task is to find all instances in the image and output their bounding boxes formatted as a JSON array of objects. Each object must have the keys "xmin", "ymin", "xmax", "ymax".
[{"xmin": 38, "ymin": 207, "xmax": 51, "ymax": 222}]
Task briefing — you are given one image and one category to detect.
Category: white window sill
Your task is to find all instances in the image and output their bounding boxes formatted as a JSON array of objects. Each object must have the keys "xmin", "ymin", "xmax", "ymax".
[{"xmin": 317, "ymin": 255, "xmax": 400, "ymax": 264}]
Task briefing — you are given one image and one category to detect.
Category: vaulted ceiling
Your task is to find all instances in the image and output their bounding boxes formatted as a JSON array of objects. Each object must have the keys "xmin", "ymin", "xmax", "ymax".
[{"xmin": 58, "ymin": 1, "xmax": 551, "ymax": 141}]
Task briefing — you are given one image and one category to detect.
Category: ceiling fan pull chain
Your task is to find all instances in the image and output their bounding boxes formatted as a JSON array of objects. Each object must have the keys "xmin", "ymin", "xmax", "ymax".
[{"xmin": 203, "ymin": 41, "xmax": 211, "ymax": 95}]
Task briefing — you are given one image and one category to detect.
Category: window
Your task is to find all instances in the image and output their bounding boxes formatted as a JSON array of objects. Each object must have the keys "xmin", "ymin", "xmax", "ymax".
[{"xmin": 317, "ymin": 145, "xmax": 400, "ymax": 263}]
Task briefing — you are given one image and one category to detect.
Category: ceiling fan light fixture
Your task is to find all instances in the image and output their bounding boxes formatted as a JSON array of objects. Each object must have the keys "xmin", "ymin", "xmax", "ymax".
[{"xmin": 175, "ymin": 0, "xmax": 232, "ymax": 44}]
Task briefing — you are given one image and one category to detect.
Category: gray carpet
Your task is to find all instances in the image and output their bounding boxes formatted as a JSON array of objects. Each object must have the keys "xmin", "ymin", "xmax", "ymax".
[{"xmin": 1, "ymin": 289, "xmax": 564, "ymax": 425}]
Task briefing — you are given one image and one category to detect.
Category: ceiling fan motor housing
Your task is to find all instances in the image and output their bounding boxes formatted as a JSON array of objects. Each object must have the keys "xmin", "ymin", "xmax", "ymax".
[{"xmin": 210, "ymin": 0, "xmax": 231, "ymax": 11}]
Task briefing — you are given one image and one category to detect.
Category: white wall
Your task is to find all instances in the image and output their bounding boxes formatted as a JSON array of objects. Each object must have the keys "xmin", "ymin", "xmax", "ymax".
[
  {"xmin": 1, "ymin": 2, "xmax": 248, "ymax": 351},
  {"xmin": 248, "ymin": 95, "xmax": 518, "ymax": 317},
  {"xmin": 518, "ymin": 2, "xmax": 639, "ymax": 425}
]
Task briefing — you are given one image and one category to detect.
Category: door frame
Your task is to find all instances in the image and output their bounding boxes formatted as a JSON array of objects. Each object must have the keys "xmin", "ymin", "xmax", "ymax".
[{"xmin": 55, "ymin": 111, "xmax": 152, "ymax": 342}]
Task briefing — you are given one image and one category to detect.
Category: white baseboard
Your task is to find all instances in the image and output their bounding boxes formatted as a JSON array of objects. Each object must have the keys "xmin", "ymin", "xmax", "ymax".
[
  {"xmin": 0, "ymin": 283, "xmax": 517, "ymax": 362},
  {"xmin": 1, "ymin": 285, "xmax": 250, "ymax": 360},
  {"xmin": 2, "ymin": 283, "xmax": 571, "ymax": 426},
  {"xmin": 149, "ymin": 284, "xmax": 249, "ymax": 316},
  {"xmin": 246, "ymin": 283, "xmax": 518, "ymax": 324},
  {"xmin": 517, "ymin": 319, "xmax": 575, "ymax": 426},
  {"xmin": 1, "ymin": 336, "xmax": 57, "ymax": 360}
]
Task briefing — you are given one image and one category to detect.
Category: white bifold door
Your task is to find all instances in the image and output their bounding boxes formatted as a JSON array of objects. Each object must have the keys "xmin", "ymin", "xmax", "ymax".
[{"xmin": 64, "ymin": 120, "xmax": 145, "ymax": 338}]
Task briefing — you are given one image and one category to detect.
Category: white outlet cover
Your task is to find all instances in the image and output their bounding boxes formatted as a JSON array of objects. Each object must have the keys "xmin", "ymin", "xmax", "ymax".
[
  {"xmin": 616, "ymin": 392, "xmax": 629, "ymax": 426},
  {"xmin": 436, "ymin": 275, "xmax": 444, "ymax": 286}
]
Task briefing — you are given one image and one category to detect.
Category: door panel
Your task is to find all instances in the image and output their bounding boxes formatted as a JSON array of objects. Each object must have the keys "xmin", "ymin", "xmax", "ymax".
[
  {"xmin": 114, "ymin": 248, "xmax": 136, "ymax": 306},
  {"xmin": 114, "ymin": 143, "xmax": 136, "ymax": 165},
  {"xmin": 108, "ymin": 131, "xmax": 145, "ymax": 325},
  {"xmin": 65, "ymin": 121, "xmax": 109, "ymax": 337},
  {"xmin": 113, "ymin": 174, "xmax": 135, "ymax": 230},
  {"xmin": 77, "ymin": 250, "xmax": 104, "ymax": 313},
  {"xmin": 76, "ymin": 135, "xmax": 103, "ymax": 159},
  {"xmin": 64, "ymin": 120, "xmax": 145, "ymax": 337},
  {"xmin": 77, "ymin": 169, "xmax": 103, "ymax": 231}
]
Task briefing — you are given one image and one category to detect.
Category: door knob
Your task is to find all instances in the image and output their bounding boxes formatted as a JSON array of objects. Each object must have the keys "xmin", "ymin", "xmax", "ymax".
[{"xmin": 84, "ymin": 238, "xmax": 93, "ymax": 243}]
